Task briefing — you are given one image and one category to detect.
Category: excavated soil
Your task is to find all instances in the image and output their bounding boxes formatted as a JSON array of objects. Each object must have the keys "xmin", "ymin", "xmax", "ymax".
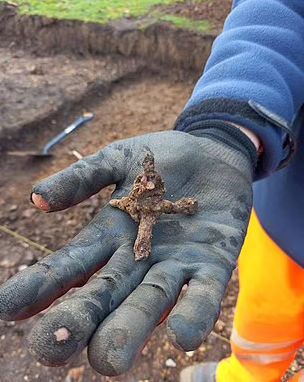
[
  {"xmin": 0, "ymin": 46, "xmax": 145, "ymax": 145},
  {"xmin": 0, "ymin": 2, "xmax": 215, "ymax": 75},
  {"xmin": 160, "ymin": 0, "xmax": 233, "ymax": 33}
]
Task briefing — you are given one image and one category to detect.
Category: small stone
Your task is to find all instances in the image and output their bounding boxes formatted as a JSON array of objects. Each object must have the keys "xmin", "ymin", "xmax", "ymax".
[
  {"xmin": 165, "ymin": 358, "xmax": 176, "ymax": 368},
  {"xmin": 22, "ymin": 208, "xmax": 36, "ymax": 219},
  {"xmin": 111, "ymin": 132, "xmax": 119, "ymax": 140},
  {"xmin": 199, "ymin": 345, "xmax": 206, "ymax": 353},
  {"xmin": 67, "ymin": 219, "xmax": 77, "ymax": 226},
  {"xmin": 9, "ymin": 204, "xmax": 18, "ymax": 212},
  {"xmin": 7, "ymin": 213, "xmax": 17, "ymax": 222},
  {"xmin": 0, "ymin": 259, "xmax": 16, "ymax": 268},
  {"xmin": 214, "ymin": 319, "xmax": 225, "ymax": 332},
  {"xmin": 65, "ymin": 366, "xmax": 85, "ymax": 382},
  {"xmin": 186, "ymin": 351, "xmax": 195, "ymax": 357},
  {"xmin": 18, "ymin": 265, "xmax": 28, "ymax": 272},
  {"xmin": 55, "ymin": 214, "xmax": 64, "ymax": 222},
  {"xmin": 23, "ymin": 250, "xmax": 37, "ymax": 266}
]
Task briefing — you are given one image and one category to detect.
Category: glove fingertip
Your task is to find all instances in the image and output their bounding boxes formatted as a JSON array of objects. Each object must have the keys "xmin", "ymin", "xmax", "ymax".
[
  {"xmin": 88, "ymin": 348, "xmax": 122, "ymax": 377},
  {"xmin": 0, "ymin": 267, "xmax": 51, "ymax": 321},
  {"xmin": 88, "ymin": 328, "xmax": 133, "ymax": 376},
  {"xmin": 31, "ymin": 192, "xmax": 51, "ymax": 212},
  {"xmin": 167, "ymin": 314, "xmax": 205, "ymax": 351},
  {"xmin": 27, "ymin": 307, "xmax": 85, "ymax": 367}
]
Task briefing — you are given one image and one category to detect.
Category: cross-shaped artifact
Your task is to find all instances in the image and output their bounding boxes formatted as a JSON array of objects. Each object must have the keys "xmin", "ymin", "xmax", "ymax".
[{"xmin": 110, "ymin": 153, "xmax": 198, "ymax": 261}]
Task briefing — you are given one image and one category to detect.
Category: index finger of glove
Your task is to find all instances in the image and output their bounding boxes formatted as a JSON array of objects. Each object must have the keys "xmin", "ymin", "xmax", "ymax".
[
  {"xmin": 0, "ymin": 206, "xmax": 122, "ymax": 321},
  {"xmin": 31, "ymin": 147, "xmax": 120, "ymax": 212}
]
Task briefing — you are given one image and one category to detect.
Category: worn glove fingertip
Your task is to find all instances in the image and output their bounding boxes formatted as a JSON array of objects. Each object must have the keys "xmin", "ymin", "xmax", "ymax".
[
  {"xmin": 167, "ymin": 314, "xmax": 205, "ymax": 351},
  {"xmin": 88, "ymin": 324, "xmax": 135, "ymax": 376},
  {"xmin": 88, "ymin": 349, "xmax": 123, "ymax": 377},
  {"xmin": 27, "ymin": 310, "xmax": 84, "ymax": 366},
  {"xmin": 28, "ymin": 295, "xmax": 106, "ymax": 366},
  {"xmin": 0, "ymin": 267, "xmax": 52, "ymax": 321},
  {"xmin": 31, "ymin": 192, "xmax": 51, "ymax": 212}
]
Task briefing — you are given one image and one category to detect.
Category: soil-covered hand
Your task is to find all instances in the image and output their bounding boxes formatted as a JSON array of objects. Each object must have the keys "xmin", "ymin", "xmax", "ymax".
[{"xmin": 0, "ymin": 127, "xmax": 256, "ymax": 376}]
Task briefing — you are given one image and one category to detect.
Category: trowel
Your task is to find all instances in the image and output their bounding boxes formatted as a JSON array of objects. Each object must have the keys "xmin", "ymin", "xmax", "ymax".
[{"xmin": 8, "ymin": 112, "xmax": 94, "ymax": 158}]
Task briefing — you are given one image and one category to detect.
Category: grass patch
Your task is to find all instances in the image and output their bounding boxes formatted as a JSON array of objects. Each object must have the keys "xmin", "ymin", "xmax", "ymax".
[
  {"xmin": 158, "ymin": 14, "xmax": 210, "ymax": 31},
  {"xmin": 1, "ymin": 0, "xmax": 209, "ymax": 27}
]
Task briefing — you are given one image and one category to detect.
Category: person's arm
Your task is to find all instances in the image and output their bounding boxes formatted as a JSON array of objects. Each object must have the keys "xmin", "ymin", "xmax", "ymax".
[{"xmin": 175, "ymin": 0, "xmax": 304, "ymax": 178}]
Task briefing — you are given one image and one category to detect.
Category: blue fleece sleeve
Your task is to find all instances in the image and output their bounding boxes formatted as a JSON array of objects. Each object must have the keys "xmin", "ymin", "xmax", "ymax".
[{"xmin": 175, "ymin": 0, "xmax": 304, "ymax": 178}]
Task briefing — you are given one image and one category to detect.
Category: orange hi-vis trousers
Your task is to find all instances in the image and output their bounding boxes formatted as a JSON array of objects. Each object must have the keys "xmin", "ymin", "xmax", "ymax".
[{"xmin": 216, "ymin": 211, "xmax": 304, "ymax": 382}]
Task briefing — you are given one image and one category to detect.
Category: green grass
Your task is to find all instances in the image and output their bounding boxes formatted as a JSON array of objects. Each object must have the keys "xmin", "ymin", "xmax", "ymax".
[
  {"xmin": 158, "ymin": 14, "xmax": 210, "ymax": 31},
  {"xmin": 1, "ymin": 0, "xmax": 210, "ymax": 30}
]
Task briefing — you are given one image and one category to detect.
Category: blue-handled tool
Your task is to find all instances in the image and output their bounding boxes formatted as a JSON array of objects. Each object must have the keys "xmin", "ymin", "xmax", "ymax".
[{"xmin": 8, "ymin": 112, "xmax": 94, "ymax": 158}]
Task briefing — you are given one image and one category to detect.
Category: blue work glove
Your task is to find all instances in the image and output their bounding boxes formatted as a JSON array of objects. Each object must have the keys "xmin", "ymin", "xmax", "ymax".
[{"xmin": 0, "ymin": 122, "xmax": 256, "ymax": 376}]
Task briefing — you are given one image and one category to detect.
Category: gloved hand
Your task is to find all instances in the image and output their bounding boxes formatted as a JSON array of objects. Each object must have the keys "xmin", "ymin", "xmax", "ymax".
[{"xmin": 0, "ymin": 124, "xmax": 256, "ymax": 376}]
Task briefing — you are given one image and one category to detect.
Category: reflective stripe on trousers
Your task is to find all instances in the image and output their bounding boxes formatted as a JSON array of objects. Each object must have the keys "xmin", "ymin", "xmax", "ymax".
[
  {"xmin": 236, "ymin": 351, "xmax": 294, "ymax": 365},
  {"xmin": 231, "ymin": 328, "xmax": 304, "ymax": 365},
  {"xmin": 231, "ymin": 329, "xmax": 303, "ymax": 352}
]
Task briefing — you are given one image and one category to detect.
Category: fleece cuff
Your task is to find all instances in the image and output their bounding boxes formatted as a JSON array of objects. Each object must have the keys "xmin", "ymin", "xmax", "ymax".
[{"xmin": 174, "ymin": 98, "xmax": 296, "ymax": 180}]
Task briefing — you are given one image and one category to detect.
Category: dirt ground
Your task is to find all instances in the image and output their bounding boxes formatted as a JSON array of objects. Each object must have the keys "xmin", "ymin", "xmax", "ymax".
[
  {"xmin": 0, "ymin": 45, "xmax": 144, "ymax": 141},
  {"xmin": 0, "ymin": 1, "xmax": 303, "ymax": 381},
  {"xmin": 160, "ymin": 0, "xmax": 233, "ymax": 32}
]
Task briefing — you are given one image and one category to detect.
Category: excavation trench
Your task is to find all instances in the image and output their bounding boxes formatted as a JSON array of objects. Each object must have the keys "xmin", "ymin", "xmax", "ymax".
[{"xmin": 0, "ymin": 1, "xmax": 216, "ymax": 150}]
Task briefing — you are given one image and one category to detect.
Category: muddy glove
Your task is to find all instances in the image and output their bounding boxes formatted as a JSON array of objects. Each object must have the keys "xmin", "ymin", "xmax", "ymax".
[{"xmin": 0, "ymin": 122, "xmax": 256, "ymax": 376}]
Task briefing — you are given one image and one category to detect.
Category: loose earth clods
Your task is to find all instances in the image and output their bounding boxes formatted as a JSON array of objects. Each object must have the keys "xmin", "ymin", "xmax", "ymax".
[{"xmin": 110, "ymin": 153, "xmax": 198, "ymax": 261}]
